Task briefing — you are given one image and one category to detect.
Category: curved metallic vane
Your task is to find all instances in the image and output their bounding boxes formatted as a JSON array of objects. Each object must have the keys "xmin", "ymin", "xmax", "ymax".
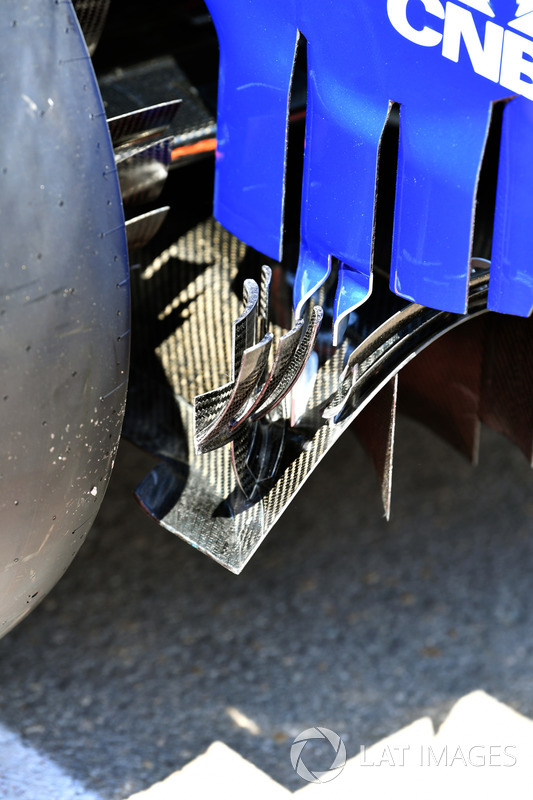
[
  {"xmin": 108, "ymin": 100, "xmax": 181, "ymax": 149},
  {"xmin": 125, "ymin": 207, "xmax": 169, "ymax": 252},
  {"xmin": 195, "ymin": 334, "xmax": 274, "ymax": 454},
  {"xmin": 251, "ymin": 305, "xmax": 323, "ymax": 422},
  {"xmin": 194, "ymin": 266, "xmax": 323, "ymax": 455},
  {"xmin": 323, "ymin": 269, "xmax": 490, "ymax": 426},
  {"xmin": 116, "ymin": 136, "xmax": 173, "ymax": 206},
  {"xmin": 194, "ymin": 273, "xmax": 269, "ymax": 452}
]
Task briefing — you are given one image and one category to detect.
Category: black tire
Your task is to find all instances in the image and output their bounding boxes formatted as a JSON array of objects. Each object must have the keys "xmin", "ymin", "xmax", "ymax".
[{"xmin": 0, "ymin": 0, "xmax": 129, "ymax": 636}]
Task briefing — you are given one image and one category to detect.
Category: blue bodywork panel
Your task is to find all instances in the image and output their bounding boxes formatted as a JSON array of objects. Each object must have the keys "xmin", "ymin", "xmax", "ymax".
[{"xmin": 205, "ymin": 0, "xmax": 533, "ymax": 332}]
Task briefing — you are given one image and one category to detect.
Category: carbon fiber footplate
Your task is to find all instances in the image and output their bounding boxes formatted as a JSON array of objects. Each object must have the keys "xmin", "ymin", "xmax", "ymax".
[
  {"xmin": 123, "ymin": 169, "xmax": 504, "ymax": 573},
  {"xmin": 124, "ymin": 212, "xmax": 348, "ymax": 571}
]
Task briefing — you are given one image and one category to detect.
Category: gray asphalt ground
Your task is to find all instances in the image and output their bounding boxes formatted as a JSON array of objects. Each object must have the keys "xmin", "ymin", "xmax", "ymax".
[{"xmin": 1, "ymin": 416, "xmax": 533, "ymax": 798}]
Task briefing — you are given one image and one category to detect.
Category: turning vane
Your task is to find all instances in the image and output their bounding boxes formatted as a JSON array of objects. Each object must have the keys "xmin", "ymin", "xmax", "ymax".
[{"xmin": 193, "ymin": 265, "xmax": 323, "ymax": 455}]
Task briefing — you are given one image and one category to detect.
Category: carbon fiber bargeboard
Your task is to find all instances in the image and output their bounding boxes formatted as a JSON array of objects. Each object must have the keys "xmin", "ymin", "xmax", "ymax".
[
  {"xmin": 125, "ymin": 213, "xmax": 348, "ymax": 571},
  {"xmin": 123, "ymin": 168, "xmax": 504, "ymax": 573}
]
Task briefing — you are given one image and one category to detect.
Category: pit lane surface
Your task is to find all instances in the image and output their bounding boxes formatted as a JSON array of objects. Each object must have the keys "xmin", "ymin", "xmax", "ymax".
[{"xmin": 1, "ymin": 417, "xmax": 533, "ymax": 798}]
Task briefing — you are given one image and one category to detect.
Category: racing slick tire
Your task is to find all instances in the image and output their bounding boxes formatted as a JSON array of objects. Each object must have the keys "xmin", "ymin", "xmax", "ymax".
[{"xmin": 0, "ymin": 0, "xmax": 129, "ymax": 637}]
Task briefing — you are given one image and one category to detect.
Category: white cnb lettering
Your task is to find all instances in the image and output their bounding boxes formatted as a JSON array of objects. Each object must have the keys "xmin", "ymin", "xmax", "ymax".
[
  {"xmin": 442, "ymin": 2, "xmax": 503, "ymax": 83},
  {"xmin": 388, "ymin": 0, "xmax": 533, "ymax": 102},
  {"xmin": 387, "ymin": 0, "xmax": 444, "ymax": 46},
  {"xmin": 500, "ymin": 28, "xmax": 533, "ymax": 100}
]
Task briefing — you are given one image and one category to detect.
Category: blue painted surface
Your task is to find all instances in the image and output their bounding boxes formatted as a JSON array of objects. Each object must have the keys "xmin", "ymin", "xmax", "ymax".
[
  {"xmin": 489, "ymin": 95, "xmax": 533, "ymax": 316},
  {"xmin": 205, "ymin": 0, "xmax": 533, "ymax": 330}
]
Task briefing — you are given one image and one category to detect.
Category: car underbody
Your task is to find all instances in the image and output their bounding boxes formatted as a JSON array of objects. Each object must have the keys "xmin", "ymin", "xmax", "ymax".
[{"xmin": 1, "ymin": 0, "xmax": 533, "ymax": 636}]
